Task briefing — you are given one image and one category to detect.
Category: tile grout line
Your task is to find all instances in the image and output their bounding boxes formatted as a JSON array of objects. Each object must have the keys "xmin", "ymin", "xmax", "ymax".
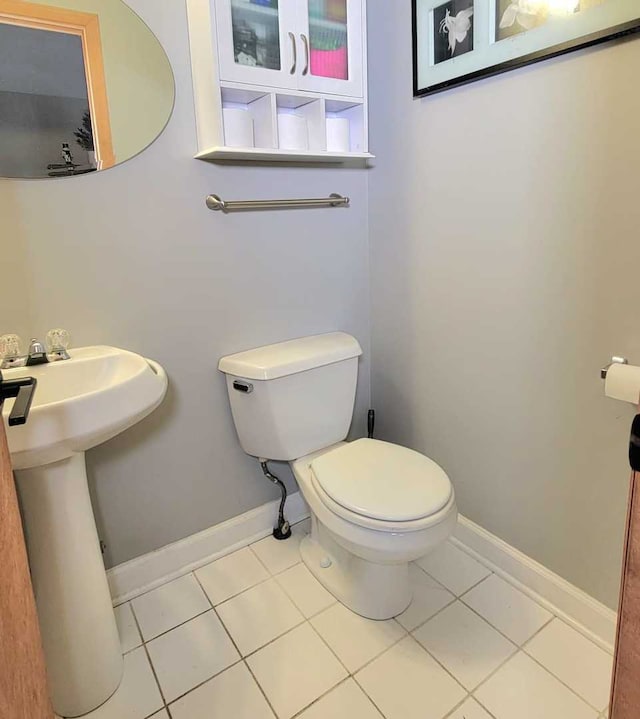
[
  {"xmin": 193, "ymin": 566, "xmax": 310, "ymax": 658},
  {"xmin": 453, "ymin": 692, "xmax": 499, "ymax": 719},
  {"xmin": 140, "ymin": 606, "xmax": 213, "ymax": 645},
  {"xmin": 454, "ymin": 571, "xmax": 495, "ymax": 599},
  {"xmin": 448, "ymin": 537, "xmax": 498, "ymax": 575},
  {"xmin": 456, "ymin": 593, "xmax": 554, "ymax": 649},
  {"xmin": 121, "ymin": 519, "xmax": 308, "ymax": 608},
  {"xmin": 196, "ymin": 577, "xmax": 308, "ymax": 664},
  {"xmin": 456, "ymin": 536, "xmax": 617, "ymax": 656},
  {"xmin": 232, "ymin": 537, "xmax": 346, "ymax": 719},
  {"xmin": 467, "ymin": 637, "xmax": 606, "ymax": 717},
  {"xmin": 163, "ymin": 656, "xmax": 246, "ymax": 710},
  {"xmin": 410, "ymin": 560, "xmax": 458, "ymax": 591},
  {"xmin": 467, "ymin": 638, "xmax": 542, "ymax": 697},
  {"xmin": 216, "ymin": 550, "xmax": 494, "ymax": 717},
  {"xmin": 191, "ymin": 570, "xmax": 215, "ymax": 612},
  {"xmin": 126, "ymin": 532, "xmax": 607, "ymax": 719},
  {"xmin": 287, "ymin": 676, "xmax": 355, "ymax": 719},
  {"xmin": 153, "ymin": 571, "xmax": 249, "ymax": 712},
  {"xmin": 441, "ymin": 693, "xmax": 479, "ymax": 719},
  {"xmin": 420, "ymin": 546, "xmax": 605, "ymax": 687},
  {"xmin": 247, "ymin": 524, "xmax": 307, "ymax": 576},
  {"xmin": 271, "ymin": 562, "xmax": 340, "ymax": 620},
  {"xmin": 285, "ymin": 614, "xmax": 406, "ymax": 718},
  {"xmin": 129, "ymin": 601, "xmax": 171, "ymax": 716},
  {"xmin": 191, "ymin": 570, "xmax": 224, "ymax": 619},
  {"xmin": 350, "ymin": 674, "xmax": 393, "ymax": 719},
  {"xmin": 348, "ymin": 630, "xmax": 471, "ymax": 719},
  {"xmin": 404, "ymin": 631, "xmax": 479, "ymax": 696},
  {"xmin": 519, "ymin": 616, "xmax": 613, "ymax": 713},
  {"xmin": 470, "ymin": 656, "xmax": 602, "ymax": 719},
  {"xmin": 209, "ymin": 573, "xmax": 277, "ymax": 610},
  {"xmin": 518, "ymin": 614, "xmax": 557, "ymax": 650},
  {"xmin": 454, "ymin": 599, "xmax": 609, "ymax": 712},
  {"xmin": 401, "ymin": 593, "xmax": 458, "ymax": 635},
  {"xmin": 416, "ymin": 560, "xmax": 494, "ymax": 600},
  {"xmin": 193, "ymin": 569, "xmax": 289, "ymax": 664},
  {"xmin": 519, "ymin": 643, "xmax": 610, "ymax": 714},
  {"xmin": 304, "ymin": 615, "xmax": 357, "ymax": 675},
  {"xmin": 312, "ymin": 611, "xmax": 409, "ymax": 676},
  {"xmin": 242, "ymin": 658, "xmax": 280, "ymax": 719}
]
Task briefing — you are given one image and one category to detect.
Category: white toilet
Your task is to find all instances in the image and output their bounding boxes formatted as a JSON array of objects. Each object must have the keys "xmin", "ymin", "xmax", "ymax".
[{"xmin": 219, "ymin": 332, "xmax": 457, "ymax": 620}]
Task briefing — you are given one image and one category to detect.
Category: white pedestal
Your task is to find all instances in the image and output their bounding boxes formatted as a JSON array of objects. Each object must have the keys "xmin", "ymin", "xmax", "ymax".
[{"xmin": 16, "ymin": 453, "xmax": 123, "ymax": 717}]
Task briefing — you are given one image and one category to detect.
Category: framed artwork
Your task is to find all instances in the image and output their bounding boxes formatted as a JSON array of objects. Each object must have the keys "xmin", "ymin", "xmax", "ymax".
[{"xmin": 412, "ymin": 0, "xmax": 640, "ymax": 96}]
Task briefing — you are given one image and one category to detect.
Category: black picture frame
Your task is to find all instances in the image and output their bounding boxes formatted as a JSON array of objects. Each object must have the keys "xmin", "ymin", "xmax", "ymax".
[{"xmin": 412, "ymin": 1, "xmax": 640, "ymax": 98}]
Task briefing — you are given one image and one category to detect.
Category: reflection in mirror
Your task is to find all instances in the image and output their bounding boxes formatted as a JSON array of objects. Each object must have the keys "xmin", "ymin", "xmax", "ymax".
[{"xmin": 0, "ymin": 0, "xmax": 175, "ymax": 179}]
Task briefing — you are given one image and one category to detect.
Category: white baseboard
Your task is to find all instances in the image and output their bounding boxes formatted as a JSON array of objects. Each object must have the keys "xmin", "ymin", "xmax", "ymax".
[
  {"xmin": 453, "ymin": 515, "xmax": 617, "ymax": 652},
  {"xmin": 107, "ymin": 491, "xmax": 309, "ymax": 605},
  {"xmin": 108, "ymin": 497, "xmax": 617, "ymax": 653}
]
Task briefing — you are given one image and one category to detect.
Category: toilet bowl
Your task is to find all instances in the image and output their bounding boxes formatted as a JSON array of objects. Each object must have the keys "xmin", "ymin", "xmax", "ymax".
[
  {"xmin": 218, "ymin": 332, "xmax": 457, "ymax": 620},
  {"xmin": 291, "ymin": 440, "xmax": 457, "ymax": 619}
]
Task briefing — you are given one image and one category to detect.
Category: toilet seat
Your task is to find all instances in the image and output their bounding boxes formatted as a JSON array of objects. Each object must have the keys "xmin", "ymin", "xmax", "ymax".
[{"xmin": 310, "ymin": 439, "xmax": 453, "ymax": 532}]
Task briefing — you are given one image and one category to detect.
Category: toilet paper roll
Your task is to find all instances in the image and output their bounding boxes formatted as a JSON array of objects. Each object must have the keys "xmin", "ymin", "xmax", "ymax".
[
  {"xmin": 278, "ymin": 113, "xmax": 308, "ymax": 151},
  {"xmin": 223, "ymin": 108, "xmax": 255, "ymax": 148},
  {"xmin": 326, "ymin": 117, "xmax": 350, "ymax": 153},
  {"xmin": 605, "ymin": 363, "xmax": 640, "ymax": 404}
]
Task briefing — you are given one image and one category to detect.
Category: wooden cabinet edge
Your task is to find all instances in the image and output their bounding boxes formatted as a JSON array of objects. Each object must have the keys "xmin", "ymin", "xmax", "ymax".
[{"xmin": 0, "ymin": 423, "xmax": 54, "ymax": 718}]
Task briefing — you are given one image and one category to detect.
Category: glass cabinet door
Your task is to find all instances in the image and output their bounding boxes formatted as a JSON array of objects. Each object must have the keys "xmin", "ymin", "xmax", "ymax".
[
  {"xmin": 297, "ymin": 0, "xmax": 363, "ymax": 97},
  {"xmin": 215, "ymin": 0, "xmax": 298, "ymax": 88}
]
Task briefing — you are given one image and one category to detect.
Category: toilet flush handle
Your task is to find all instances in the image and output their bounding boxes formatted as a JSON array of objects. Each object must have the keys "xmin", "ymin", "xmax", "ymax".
[{"xmin": 233, "ymin": 380, "xmax": 253, "ymax": 394}]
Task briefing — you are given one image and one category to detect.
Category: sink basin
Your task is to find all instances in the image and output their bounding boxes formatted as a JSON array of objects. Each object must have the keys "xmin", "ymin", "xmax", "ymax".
[
  {"xmin": 3, "ymin": 346, "xmax": 167, "ymax": 470},
  {"xmin": 2, "ymin": 346, "xmax": 167, "ymax": 717}
]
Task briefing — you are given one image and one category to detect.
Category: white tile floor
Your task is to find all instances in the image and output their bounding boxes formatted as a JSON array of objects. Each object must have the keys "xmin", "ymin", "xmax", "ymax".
[{"xmin": 70, "ymin": 523, "xmax": 614, "ymax": 719}]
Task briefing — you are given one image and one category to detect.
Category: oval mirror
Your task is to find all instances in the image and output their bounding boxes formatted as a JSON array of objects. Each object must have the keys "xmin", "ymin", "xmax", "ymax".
[{"xmin": 0, "ymin": 0, "xmax": 175, "ymax": 179}]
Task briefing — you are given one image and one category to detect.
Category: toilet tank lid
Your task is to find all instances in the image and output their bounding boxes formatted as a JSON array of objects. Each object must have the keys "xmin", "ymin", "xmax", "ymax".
[{"xmin": 218, "ymin": 332, "xmax": 362, "ymax": 380}]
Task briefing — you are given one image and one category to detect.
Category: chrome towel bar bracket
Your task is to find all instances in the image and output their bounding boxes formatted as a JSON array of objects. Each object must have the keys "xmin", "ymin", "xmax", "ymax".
[{"xmin": 205, "ymin": 193, "xmax": 350, "ymax": 212}]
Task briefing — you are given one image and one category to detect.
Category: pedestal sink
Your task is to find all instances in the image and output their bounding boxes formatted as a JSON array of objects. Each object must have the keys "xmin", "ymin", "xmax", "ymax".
[{"xmin": 2, "ymin": 346, "xmax": 168, "ymax": 718}]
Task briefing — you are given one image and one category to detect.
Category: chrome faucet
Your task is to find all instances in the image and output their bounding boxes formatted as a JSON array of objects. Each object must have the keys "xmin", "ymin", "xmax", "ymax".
[
  {"xmin": 0, "ymin": 330, "xmax": 71, "ymax": 369},
  {"xmin": 26, "ymin": 338, "xmax": 48, "ymax": 366}
]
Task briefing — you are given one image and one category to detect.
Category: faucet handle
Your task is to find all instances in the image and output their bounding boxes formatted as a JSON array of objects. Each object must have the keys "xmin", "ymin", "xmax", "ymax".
[
  {"xmin": 46, "ymin": 328, "xmax": 71, "ymax": 360},
  {"xmin": 0, "ymin": 334, "xmax": 27, "ymax": 368}
]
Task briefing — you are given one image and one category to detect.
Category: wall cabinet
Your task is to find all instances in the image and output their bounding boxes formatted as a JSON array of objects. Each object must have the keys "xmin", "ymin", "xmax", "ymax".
[
  {"xmin": 187, "ymin": 0, "xmax": 371, "ymax": 162},
  {"xmin": 215, "ymin": 0, "xmax": 363, "ymax": 98}
]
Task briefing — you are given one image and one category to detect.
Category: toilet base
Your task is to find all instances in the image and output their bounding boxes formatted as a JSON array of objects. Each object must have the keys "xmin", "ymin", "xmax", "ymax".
[{"xmin": 300, "ymin": 519, "xmax": 412, "ymax": 620}]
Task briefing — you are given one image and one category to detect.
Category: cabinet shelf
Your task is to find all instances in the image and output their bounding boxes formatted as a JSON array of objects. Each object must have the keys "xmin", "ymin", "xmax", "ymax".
[
  {"xmin": 309, "ymin": 16, "xmax": 348, "ymax": 33},
  {"xmin": 196, "ymin": 146, "xmax": 374, "ymax": 163},
  {"xmin": 231, "ymin": 2, "xmax": 279, "ymax": 20}
]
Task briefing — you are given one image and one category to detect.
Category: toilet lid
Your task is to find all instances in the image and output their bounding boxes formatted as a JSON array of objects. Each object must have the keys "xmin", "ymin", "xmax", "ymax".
[{"xmin": 310, "ymin": 439, "xmax": 452, "ymax": 522}]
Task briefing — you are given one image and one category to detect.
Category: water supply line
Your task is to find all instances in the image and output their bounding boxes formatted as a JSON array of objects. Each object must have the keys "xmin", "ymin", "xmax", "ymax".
[
  {"xmin": 259, "ymin": 459, "xmax": 292, "ymax": 540},
  {"xmin": 368, "ymin": 409, "xmax": 375, "ymax": 439}
]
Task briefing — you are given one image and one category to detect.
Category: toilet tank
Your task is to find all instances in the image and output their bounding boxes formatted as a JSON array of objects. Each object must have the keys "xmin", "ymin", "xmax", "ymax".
[{"xmin": 219, "ymin": 333, "xmax": 362, "ymax": 461}]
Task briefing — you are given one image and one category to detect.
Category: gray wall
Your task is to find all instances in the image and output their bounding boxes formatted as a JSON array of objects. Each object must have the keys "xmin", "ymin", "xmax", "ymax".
[
  {"xmin": 1, "ymin": 0, "xmax": 370, "ymax": 568},
  {"xmin": 367, "ymin": 1, "xmax": 638, "ymax": 608}
]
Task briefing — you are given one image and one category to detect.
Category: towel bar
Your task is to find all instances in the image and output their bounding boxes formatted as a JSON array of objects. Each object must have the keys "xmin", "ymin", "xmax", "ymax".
[{"xmin": 205, "ymin": 193, "xmax": 350, "ymax": 212}]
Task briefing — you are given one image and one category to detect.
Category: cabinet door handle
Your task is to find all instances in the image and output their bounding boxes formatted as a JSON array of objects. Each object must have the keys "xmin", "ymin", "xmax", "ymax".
[
  {"xmin": 301, "ymin": 33, "xmax": 309, "ymax": 76},
  {"xmin": 289, "ymin": 31, "xmax": 297, "ymax": 74}
]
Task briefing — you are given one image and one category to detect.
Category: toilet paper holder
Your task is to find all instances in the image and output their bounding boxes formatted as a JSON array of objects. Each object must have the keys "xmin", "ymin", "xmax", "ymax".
[{"xmin": 601, "ymin": 356, "xmax": 628, "ymax": 380}]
